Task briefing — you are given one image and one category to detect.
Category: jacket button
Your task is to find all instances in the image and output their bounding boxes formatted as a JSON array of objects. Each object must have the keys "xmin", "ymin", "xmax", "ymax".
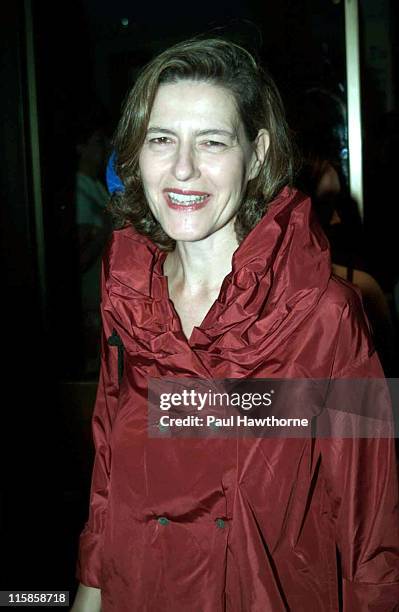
[
  {"xmin": 158, "ymin": 516, "xmax": 169, "ymax": 525},
  {"xmin": 215, "ymin": 518, "xmax": 225, "ymax": 528}
]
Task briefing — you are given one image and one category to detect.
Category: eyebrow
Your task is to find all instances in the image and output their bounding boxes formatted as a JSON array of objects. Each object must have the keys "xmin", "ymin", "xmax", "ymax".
[{"xmin": 146, "ymin": 127, "xmax": 236, "ymax": 138}]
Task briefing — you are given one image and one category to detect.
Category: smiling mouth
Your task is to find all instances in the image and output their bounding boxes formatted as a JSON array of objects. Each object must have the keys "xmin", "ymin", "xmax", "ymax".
[{"xmin": 164, "ymin": 190, "xmax": 211, "ymax": 210}]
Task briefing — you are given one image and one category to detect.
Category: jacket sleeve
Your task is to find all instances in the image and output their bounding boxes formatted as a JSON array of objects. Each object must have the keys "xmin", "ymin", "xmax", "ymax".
[
  {"xmin": 319, "ymin": 299, "xmax": 399, "ymax": 610},
  {"xmin": 76, "ymin": 262, "xmax": 120, "ymax": 588}
]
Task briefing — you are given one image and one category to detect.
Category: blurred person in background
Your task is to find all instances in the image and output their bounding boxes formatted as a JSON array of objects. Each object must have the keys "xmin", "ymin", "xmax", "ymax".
[
  {"xmin": 294, "ymin": 89, "xmax": 397, "ymax": 375},
  {"xmin": 75, "ymin": 115, "xmax": 113, "ymax": 376}
]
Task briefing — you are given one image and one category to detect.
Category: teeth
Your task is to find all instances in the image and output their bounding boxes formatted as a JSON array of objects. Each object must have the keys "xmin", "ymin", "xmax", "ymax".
[{"xmin": 167, "ymin": 192, "xmax": 208, "ymax": 205}]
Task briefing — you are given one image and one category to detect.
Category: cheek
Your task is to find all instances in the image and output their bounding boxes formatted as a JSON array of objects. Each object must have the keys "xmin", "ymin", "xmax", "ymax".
[
  {"xmin": 140, "ymin": 152, "xmax": 170, "ymax": 190},
  {"xmin": 139, "ymin": 157, "xmax": 160, "ymax": 193},
  {"xmin": 210, "ymin": 158, "xmax": 248, "ymax": 193}
]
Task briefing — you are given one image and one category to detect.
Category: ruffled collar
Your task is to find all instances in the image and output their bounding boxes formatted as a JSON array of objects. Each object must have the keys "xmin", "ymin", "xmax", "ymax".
[{"xmin": 103, "ymin": 186, "xmax": 331, "ymax": 354}]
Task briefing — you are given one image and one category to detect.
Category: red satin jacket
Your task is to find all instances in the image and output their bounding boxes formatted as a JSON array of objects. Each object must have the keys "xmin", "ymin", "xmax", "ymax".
[{"xmin": 76, "ymin": 187, "xmax": 399, "ymax": 611}]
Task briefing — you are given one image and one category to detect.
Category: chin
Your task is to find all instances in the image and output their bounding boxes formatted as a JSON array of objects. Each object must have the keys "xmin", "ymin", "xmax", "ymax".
[
  {"xmin": 165, "ymin": 230, "xmax": 209, "ymax": 243},
  {"xmin": 160, "ymin": 221, "xmax": 212, "ymax": 243}
]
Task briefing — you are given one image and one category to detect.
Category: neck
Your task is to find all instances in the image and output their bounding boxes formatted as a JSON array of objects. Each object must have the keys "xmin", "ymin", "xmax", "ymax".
[{"xmin": 164, "ymin": 226, "xmax": 239, "ymax": 297}]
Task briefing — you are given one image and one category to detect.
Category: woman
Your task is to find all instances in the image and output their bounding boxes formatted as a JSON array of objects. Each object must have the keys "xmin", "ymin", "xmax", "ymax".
[
  {"xmin": 297, "ymin": 155, "xmax": 397, "ymax": 375},
  {"xmin": 72, "ymin": 38, "xmax": 399, "ymax": 611}
]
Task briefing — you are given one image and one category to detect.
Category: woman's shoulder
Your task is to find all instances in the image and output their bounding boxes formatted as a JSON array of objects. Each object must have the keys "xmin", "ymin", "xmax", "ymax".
[
  {"xmin": 321, "ymin": 271, "xmax": 365, "ymax": 312},
  {"xmin": 315, "ymin": 273, "xmax": 372, "ymax": 343},
  {"xmin": 332, "ymin": 264, "xmax": 384, "ymax": 297},
  {"xmin": 104, "ymin": 226, "xmax": 158, "ymax": 263},
  {"xmin": 100, "ymin": 226, "xmax": 162, "ymax": 292},
  {"xmin": 109, "ymin": 225, "xmax": 151, "ymax": 247},
  {"xmin": 317, "ymin": 274, "xmax": 376, "ymax": 373},
  {"xmin": 332, "ymin": 265, "xmax": 392, "ymax": 323}
]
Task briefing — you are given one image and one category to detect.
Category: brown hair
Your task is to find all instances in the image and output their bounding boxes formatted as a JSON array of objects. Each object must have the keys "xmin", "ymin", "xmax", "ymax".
[{"xmin": 110, "ymin": 37, "xmax": 298, "ymax": 249}]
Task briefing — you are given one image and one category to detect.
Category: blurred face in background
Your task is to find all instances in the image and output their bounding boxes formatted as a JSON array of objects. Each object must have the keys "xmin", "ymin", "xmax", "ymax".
[
  {"xmin": 314, "ymin": 160, "xmax": 342, "ymax": 227},
  {"xmin": 78, "ymin": 129, "xmax": 110, "ymax": 178}
]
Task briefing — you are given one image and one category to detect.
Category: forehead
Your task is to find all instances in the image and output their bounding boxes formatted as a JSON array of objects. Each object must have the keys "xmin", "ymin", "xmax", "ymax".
[{"xmin": 148, "ymin": 80, "xmax": 241, "ymax": 129}]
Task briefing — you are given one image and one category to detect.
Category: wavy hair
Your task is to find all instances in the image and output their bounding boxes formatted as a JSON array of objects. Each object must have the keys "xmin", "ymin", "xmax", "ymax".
[{"xmin": 110, "ymin": 37, "xmax": 298, "ymax": 249}]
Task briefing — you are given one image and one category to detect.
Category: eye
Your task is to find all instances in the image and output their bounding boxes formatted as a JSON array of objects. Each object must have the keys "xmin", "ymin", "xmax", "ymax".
[
  {"xmin": 149, "ymin": 136, "xmax": 172, "ymax": 145},
  {"xmin": 202, "ymin": 140, "xmax": 227, "ymax": 149}
]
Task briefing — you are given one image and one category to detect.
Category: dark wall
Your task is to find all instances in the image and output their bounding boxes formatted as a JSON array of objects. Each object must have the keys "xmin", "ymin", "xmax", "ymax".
[{"xmin": 0, "ymin": 0, "xmax": 66, "ymax": 591}]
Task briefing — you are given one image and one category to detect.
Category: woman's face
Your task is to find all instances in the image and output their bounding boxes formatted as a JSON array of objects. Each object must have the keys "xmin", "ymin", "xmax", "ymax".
[{"xmin": 139, "ymin": 80, "xmax": 267, "ymax": 244}]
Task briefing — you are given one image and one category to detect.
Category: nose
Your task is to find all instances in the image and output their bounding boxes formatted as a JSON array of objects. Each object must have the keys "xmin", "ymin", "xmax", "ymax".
[{"xmin": 172, "ymin": 143, "xmax": 200, "ymax": 181}]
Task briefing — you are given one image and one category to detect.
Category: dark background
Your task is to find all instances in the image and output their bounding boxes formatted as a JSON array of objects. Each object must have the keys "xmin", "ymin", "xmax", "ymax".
[{"xmin": 1, "ymin": 0, "xmax": 397, "ymax": 602}]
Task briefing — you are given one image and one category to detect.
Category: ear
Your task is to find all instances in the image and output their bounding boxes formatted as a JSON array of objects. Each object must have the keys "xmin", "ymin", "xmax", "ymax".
[{"xmin": 248, "ymin": 129, "xmax": 270, "ymax": 181}]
